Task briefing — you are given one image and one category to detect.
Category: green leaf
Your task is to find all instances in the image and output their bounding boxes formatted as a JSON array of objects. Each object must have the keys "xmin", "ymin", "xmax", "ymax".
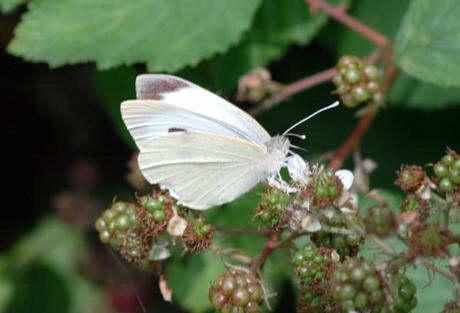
[
  {"xmin": 0, "ymin": 217, "xmax": 104, "ymax": 313},
  {"xmin": 320, "ymin": 0, "xmax": 409, "ymax": 56},
  {"xmin": 388, "ymin": 72, "xmax": 460, "ymax": 109},
  {"xmin": 179, "ymin": 0, "xmax": 349, "ymax": 93},
  {"xmin": 8, "ymin": 0, "xmax": 262, "ymax": 72},
  {"xmin": 394, "ymin": 0, "xmax": 460, "ymax": 87},
  {"xmin": 94, "ymin": 66, "xmax": 141, "ymax": 147},
  {"xmin": 166, "ymin": 251, "xmax": 225, "ymax": 313},
  {"xmin": 199, "ymin": 0, "xmax": 334, "ymax": 92},
  {"xmin": 0, "ymin": 0, "xmax": 26, "ymax": 13}
]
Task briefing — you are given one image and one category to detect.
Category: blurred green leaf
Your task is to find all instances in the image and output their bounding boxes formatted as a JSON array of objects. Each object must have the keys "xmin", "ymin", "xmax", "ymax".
[
  {"xmin": 388, "ymin": 72, "xmax": 460, "ymax": 109},
  {"xmin": 166, "ymin": 250, "xmax": 225, "ymax": 313},
  {"xmin": 179, "ymin": 0, "xmax": 349, "ymax": 94},
  {"xmin": 94, "ymin": 66, "xmax": 141, "ymax": 147},
  {"xmin": 0, "ymin": 217, "xmax": 104, "ymax": 313},
  {"xmin": 320, "ymin": 0, "xmax": 409, "ymax": 57},
  {"xmin": 0, "ymin": 0, "xmax": 26, "ymax": 13},
  {"xmin": 193, "ymin": 0, "xmax": 337, "ymax": 92},
  {"xmin": 394, "ymin": 0, "xmax": 460, "ymax": 87},
  {"xmin": 8, "ymin": 0, "xmax": 262, "ymax": 72}
]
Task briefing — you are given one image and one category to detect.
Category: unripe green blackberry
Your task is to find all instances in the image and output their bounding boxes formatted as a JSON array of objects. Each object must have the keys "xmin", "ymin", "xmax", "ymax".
[
  {"xmin": 311, "ymin": 208, "xmax": 363, "ymax": 257},
  {"xmin": 294, "ymin": 244, "xmax": 341, "ymax": 313},
  {"xmin": 95, "ymin": 201, "xmax": 149, "ymax": 263},
  {"xmin": 302, "ymin": 168, "xmax": 343, "ymax": 209},
  {"xmin": 400, "ymin": 194, "xmax": 431, "ymax": 222},
  {"xmin": 182, "ymin": 217, "xmax": 213, "ymax": 252},
  {"xmin": 137, "ymin": 193, "xmax": 174, "ymax": 239},
  {"xmin": 364, "ymin": 205, "xmax": 398, "ymax": 238},
  {"xmin": 330, "ymin": 258, "xmax": 384, "ymax": 312},
  {"xmin": 333, "ymin": 56, "xmax": 382, "ymax": 108},
  {"xmin": 255, "ymin": 187, "xmax": 290, "ymax": 229},
  {"xmin": 408, "ymin": 223, "xmax": 453, "ymax": 258},
  {"xmin": 393, "ymin": 275, "xmax": 417, "ymax": 313},
  {"xmin": 433, "ymin": 149, "xmax": 460, "ymax": 194},
  {"xmin": 395, "ymin": 165, "xmax": 427, "ymax": 193},
  {"xmin": 209, "ymin": 270, "xmax": 264, "ymax": 313}
]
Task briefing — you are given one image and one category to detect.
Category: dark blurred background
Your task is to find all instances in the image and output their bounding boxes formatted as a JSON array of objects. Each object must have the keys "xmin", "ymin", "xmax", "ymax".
[{"xmin": 2, "ymin": 3, "xmax": 459, "ymax": 313}]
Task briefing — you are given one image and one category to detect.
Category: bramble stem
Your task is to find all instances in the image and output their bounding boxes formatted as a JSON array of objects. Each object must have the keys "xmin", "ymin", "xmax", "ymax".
[
  {"xmin": 213, "ymin": 225, "xmax": 271, "ymax": 237},
  {"xmin": 308, "ymin": 0, "xmax": 390, "ymax": 47},
  {"xmin": 328, "ymin": 107, "xmax": 379, "ymax": 170},
  {"xmin": 250, "ymin": 232, "xmax": 279, "ymax": 272},
  {"xmin": 249, "ymin": 68, "xmax": 336, "ymax": 116}
]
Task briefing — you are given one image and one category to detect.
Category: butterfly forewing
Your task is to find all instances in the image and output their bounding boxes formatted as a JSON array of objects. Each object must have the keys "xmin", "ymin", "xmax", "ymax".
[{"xmin": 135, "ymin": 74, "xmax": 270, "ymax": 145}]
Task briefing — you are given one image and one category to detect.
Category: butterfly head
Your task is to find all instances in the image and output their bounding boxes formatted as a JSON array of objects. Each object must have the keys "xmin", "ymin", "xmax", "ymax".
[{"xmin": 263, "ymin": 135, "xmax": 291, "ymax": 176}]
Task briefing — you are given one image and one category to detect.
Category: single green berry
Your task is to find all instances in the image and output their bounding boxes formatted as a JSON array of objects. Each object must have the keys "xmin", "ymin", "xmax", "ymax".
[
  {"xmin": 363, "ymin": 275, "xmax": 380, "ymax": 292},
  {"xmin": 341, "ymin": 93, "xmax": 358, "ymax": 107},
  {"xmin": 439, "ymin": 177, "xmax": 454, "ymax": 192},
  {"xmin": 338, "ymin": 56, "xmax": 359, "ymax": 69},
  {"xmin": 369, "ymin": 289, "xmax": 384, "ymax": 303},
  {"xmin": 340, "ymin": 284, "xmax": 357, "ymax": 300},
  {"xmin": 336, "ymin": 84, "xmax": 349, "ymax": 95},
  {"xmin": 222, "ymin": 276, "xmax": 236, "ymax": 295},
  {"xmin": 442, "ymin": 154, "xmax": 454, "ymax": 166},
  {"xmin": 452, "ymin": 159, "xmax": 460, "ymax": 171},
  {"xmin": 354, "ymin": 291, "xmax": 368, "ymax": 308},
  {"xmin": 449, "ymin": 168, "xmax": 460, "ymax": 184},
  {"xmin": 103, "ymin": 209, "xmax": 117, "ymax": 222},
  {"xmin": 112, "ymin": 201, "xmax": 127, "ymax": 213},
  {"xmin": 232, "ymin": 288, "xmax": 250, "ymax": 306},
  {"xmin": 115, "ymin": 215, "xmax": 131, "ymax": 231},
  {"xmin": 350, "ymin": 267, "xmax": 367, "ymax": 283},
  {"xmin": 144, "ymin": 199, "xmax": 163, "ymax": 212},
  {"xmin": 363, "ymin": 65, "xmax": 380, "ymax": 80},
  {"xmin": 344, "ymin": 68, "xmax": 361, "ymax": 84},
  {"xmin": 99, "ymin": 230, "xmax": 111, "ymax": 243},
  {"xmin": 332, "ymin": 74, "xmax": 345, "ymax": 85},
  {"xmin": 366, "ymin": 81, "xmax": 380, "ymax": 94},
  {"xmin": 434, "ymin": 163, "xmax": 449, "ymax": 178},
  {"xmin": 341, "ymin": 299, "xmax": 355, "ymax": 311},
  {"xmin": 152, "ymin": 209, "xmax": 166, "ymax": 222},
  {"xmin": 95, "ymin": 217, "xmax": 107, "ymax": 231}
]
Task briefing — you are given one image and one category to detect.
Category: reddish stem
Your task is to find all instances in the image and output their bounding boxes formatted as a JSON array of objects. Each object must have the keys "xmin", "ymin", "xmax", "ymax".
[
  {"xmin": 250, "ymin": 68, "xmax": 336, "ymax": 115},
  {"xmin": 308, "ymin": 0, "xmax": 389, "ymax": 47},
  {"xmin": 328, "ymin": 109, "xmax": 378, "ymax": 170},
  {"xmin": 250, "ymin": 232, "xmax": 279, "ymax": 272}
]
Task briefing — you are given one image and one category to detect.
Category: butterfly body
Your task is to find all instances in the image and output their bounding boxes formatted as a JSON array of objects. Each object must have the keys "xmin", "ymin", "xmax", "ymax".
[{"xmin": 121, "ymin": 75, "xmax": 344, "ymax": 210}]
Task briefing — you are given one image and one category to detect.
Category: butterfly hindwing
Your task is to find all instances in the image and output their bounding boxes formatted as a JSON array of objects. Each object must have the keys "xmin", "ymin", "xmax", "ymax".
[{"xmin": 138, "ymin": 131, "xmax": 268, "ymax": 210}]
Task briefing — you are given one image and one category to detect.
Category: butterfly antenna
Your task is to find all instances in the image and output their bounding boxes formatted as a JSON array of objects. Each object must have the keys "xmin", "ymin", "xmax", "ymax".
[
  {"xmin": 285, "ymin": 133, "xmax": 306, "ymax": 140},
  {"xmin": 290, "ymin": 144, "xmax": 308, "ymax": 152},
  {"xmin": 282, "ymin": 101, "xmax": 339, "ymax": 136}
]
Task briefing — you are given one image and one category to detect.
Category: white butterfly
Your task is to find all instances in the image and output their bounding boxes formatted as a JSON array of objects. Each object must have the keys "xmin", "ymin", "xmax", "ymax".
[{"xmin": 121, "ymin": 74, "xmax": 339, "ymax": 210}]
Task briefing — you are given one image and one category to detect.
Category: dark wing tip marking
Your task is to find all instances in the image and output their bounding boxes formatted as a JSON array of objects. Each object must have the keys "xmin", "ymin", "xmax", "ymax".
[{"xmin": 136, "ymin": 75, "xmax": 188, "ymax": 100}]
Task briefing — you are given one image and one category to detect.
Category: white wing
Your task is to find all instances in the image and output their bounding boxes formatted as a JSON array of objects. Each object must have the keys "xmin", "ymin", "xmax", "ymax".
[
  {"xmin": 335, "ymin": 169, "xmax": 354, "ymax": 190},
  {"xmin": 138, "ymin": 131, "xmax": 269, "ymax": 210},
  {"xmin": 134, "ymin": 74, "xmax": 270, "ymax": 145},
  {"xmin": 121, "ymin": 100, "xmax": 267, "ymax": 150}
]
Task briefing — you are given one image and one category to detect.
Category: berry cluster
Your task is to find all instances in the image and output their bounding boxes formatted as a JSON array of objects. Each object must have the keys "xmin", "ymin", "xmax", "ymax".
[
  {"xmin": 312, "ymin": 208, "xmax": 362, "ymax": 256},
  {"xmin": 208, "ymin": 270, "xmax": 264, "ymax": 313},
  {"xmin": 432, "ymin": 149, "xmax": 460, "ymax": 193},
  {"xmin": 255, "ymin": 187, "xmax": 290, "ymax": 229},
  {"xmin": 182, "ymin": 218, "xmax": 213, "ymax": 252},
  {"xmin": 400, "ymin": 194, "xmax": 430, "ymax": 222},
  {"xmin": 408, "ymin": 223, "xmax": 453, "ymax": 258},
  {"xmin": 293, "ymin": 243, "xmax": 339, "ymax": 313},
  {"xmin": 364, "ymin": 205, "xmax": 398, "ymax": 238},
  {"xmin": 332, "ymin": 56, "xmax": 383, "ymax": 108},
  {"xmin": 330, "ymin": 258, "xmax": 384, "ymax": 312},
  {"xmin": 95, "ymin": 201, "xmax": 146, "ymax": 262},
  {"xmin": 302, "ymin": 168, "xmax": 343, "ymax": 208},
  {"xmin": 393, "ymin": 275, "xmax": 417, "ymax": 313},
  {"xmin": 395, "ymin": 165, "xmax": 428, "ymax": 193}
]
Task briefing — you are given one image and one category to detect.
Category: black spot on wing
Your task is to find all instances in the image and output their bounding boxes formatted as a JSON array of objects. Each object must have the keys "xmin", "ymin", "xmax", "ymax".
[
  {"xmin": 168, "ymin": 127, "xmax": 187, "ymax": 133},
  {"xmin": 136, "ymin": 75, "xmax": 188, "ymax": 100}
]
